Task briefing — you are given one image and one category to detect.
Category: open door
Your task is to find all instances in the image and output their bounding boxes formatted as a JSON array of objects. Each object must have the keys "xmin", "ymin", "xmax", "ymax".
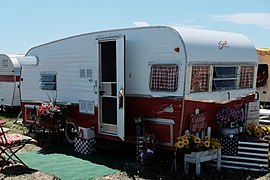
[{"xmin": 98, "ymin": 35, "xmax": 125, "ymax": 140}]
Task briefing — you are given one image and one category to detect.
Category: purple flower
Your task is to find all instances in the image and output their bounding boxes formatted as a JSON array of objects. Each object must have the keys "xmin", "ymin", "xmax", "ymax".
[{"xmin": 216, "ymin": 107, "xmax": 244, "ymax": 127}]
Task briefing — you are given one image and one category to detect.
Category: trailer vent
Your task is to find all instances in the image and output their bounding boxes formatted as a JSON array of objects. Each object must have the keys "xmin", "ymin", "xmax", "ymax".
[
  {"xmin": 80, "ymin": 68, "xmax": 93, "ymax": 78},
  {"xmin": 40, "ymin": 72, "xmax": 57, "ymax": 90},
  {"xmin": 79, "ymin": 100, "xmax": 95, "ymax": 115}
]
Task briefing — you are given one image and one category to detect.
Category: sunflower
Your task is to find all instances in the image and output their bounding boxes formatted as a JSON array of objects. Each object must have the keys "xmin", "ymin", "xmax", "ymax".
[
  {"xmin": 193, "ymin": 136, "xmax": 201, "ymax": 144},
  {"xmin": 204, "ymin": 140, "xmax": 210, "ymax": 148},
  {"xmin": 183, "ymin": 139, "xmax": 189, "ymax": 145},
  {"xmin": 175, "ymin": 141, "xmax": 184, "ymax": 149},
  {"xmin": 174, "ymin": 134, "xmax": 222, "ymax": 153},
  {"xmin": 204, "ymin": 136, "xmax": 210, "ymax": 141}
]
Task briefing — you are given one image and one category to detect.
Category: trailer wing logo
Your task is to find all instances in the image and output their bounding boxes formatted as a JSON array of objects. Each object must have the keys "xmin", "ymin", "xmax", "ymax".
[{"xmin": 218, "ymin": 40, "xmax": 229, "ymax": 50}]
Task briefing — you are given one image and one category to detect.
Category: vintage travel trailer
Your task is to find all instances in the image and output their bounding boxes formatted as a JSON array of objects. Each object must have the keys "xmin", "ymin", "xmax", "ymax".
[
  {"xmin": 20, "ymin": 26, "xmax": 258, "ymax": 150},
  {"xmin": 0, "ymin": 54, "xmax": 24, "ymax": 110},
  {"xmin": 256, "ymin": 48, "xmax": 270, "ymax": 108}
]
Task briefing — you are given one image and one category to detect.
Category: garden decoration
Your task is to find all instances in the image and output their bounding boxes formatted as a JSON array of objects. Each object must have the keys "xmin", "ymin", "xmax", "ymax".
[
  {"xmin": 135, "ymin": 117, "xmax": 144, "ymax": 162},
  {"xmin": 175, "ymin": 108, "xmax": 222, "ymax": 176},
  {"xmin": 134, "ymin": 117, "xmax": 155, "ymax": 163},
  {"xmin": 176, "ymin": 131, "xmax": 222, "ymax": 176}
]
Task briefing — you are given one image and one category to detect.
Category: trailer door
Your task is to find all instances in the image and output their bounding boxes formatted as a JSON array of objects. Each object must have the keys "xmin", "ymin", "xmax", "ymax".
[{"xmin": 98, "ymin": 35, "xmax": 125, "ymax": 140}]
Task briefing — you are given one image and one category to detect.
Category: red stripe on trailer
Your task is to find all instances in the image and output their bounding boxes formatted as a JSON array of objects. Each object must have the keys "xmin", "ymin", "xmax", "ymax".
[{"xmin": 0, "ymin": 75, "xmax": 20, "ymax": 82}]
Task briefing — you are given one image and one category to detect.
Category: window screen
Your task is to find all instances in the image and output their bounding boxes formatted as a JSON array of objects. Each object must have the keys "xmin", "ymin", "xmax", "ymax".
[
  {"xmin": 150, "ymin": 64, "xmax": 179, "ymax": 91},
  {"xmin": 212, "ymin": 66, "xmax": 238, "ymax": 91},
  {"xmin": 214, "ymin": 67, "xmax": 237, "ymax": 78},
  {"xmin": 191, "ymin": 66, "xmax": 210, "ymax": 92},
  {"xmin": 240, "ymin": 66, "xmax": 254, "ymax": 88}
]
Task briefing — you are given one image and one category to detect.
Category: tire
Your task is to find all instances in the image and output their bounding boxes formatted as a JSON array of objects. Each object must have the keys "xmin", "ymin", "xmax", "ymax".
[{"xmin": 64, "ymin": 122, "xmax": 78, "ymax": 144}]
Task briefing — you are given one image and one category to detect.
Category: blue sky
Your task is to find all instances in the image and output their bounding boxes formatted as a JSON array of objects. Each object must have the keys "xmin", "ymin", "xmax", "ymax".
[{"xmin": 1, "ymin": 0, "xmax": 269, "ymax": 54}]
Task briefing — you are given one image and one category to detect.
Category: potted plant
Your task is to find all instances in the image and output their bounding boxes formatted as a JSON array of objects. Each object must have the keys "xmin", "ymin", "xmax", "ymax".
[
  {"xmin": 36, "ymin": 102, "xmax": 66, "ymax": 127},
  {"xmin": 215, "ymin": 107, "xmax": 244, "ymax": 136},
  {"xmin": 174, "ymin": 134, "xmax": 222, "ymax": 155}
]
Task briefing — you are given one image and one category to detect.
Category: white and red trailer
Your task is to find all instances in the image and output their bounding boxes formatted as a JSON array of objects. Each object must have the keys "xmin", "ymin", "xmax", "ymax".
[
  {"xmin": 19, "ymin": 26, "xmax": 258, "ymax": 150},
  {"xmin": 0, "ymin": 54, "xmax": 24, "ymax": 110}
]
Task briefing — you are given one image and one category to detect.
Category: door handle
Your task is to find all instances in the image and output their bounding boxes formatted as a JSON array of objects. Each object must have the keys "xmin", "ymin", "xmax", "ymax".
[
  {"xmin": 93, "ymin": 80, "xmax": 98, "ymax": 94},
  {"xmin": 118, "ymin": 89, "xmax": 124, "ymax": 109},
  {"xmin": 99, "ymin": 90, "xmax": 105, "ymax": 95}
]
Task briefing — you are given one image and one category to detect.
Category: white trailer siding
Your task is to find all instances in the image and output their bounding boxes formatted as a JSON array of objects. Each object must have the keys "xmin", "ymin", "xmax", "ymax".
[
  {"xmin": 20, "ymin": 26, "xmax": 258, "ymax": 105},
  {"xmin": 21, "ymin": 36, "xmax": 99, "ymax": 104},
  {"xmin": 21, "ymin": 27, "xmax": 186, "ymax": 105},
  {"xmin": 0, "ymin": 54, "xmax": 23, "ymax": 107}
]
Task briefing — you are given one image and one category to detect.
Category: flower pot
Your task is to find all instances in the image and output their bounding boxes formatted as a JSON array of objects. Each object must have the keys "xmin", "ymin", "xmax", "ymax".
[{"xmin": 220, "ymin": 127, "xmax": 239, "ymax": 135}]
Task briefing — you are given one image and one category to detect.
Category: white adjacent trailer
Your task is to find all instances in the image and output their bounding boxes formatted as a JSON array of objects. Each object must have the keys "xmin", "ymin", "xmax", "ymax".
[
  {"xmin": 20, "ymin": 26, "xmax": 258, "ymax": 150},
  {"xmin": 0, "ymin": 54, "xmax": 24, "ymax": 110},
  {"xmin": 256, "ymin": 48, "xmax": 270, "ymax": 108}
]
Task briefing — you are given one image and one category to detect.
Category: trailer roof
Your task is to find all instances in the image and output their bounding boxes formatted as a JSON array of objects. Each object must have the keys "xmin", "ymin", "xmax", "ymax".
[
  {"xmin": 171, "ymin": 26, "xmax": 257, "ymax": 64},
  {"xmin": 26, "ymin": 26, "xmax": 258, "ymax": 64},
  {"xmin": 0, "ymin": 54, "xmax": 24, "ymax": 67}
]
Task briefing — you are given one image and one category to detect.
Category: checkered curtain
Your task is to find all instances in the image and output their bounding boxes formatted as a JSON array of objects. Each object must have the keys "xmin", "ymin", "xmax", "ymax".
[
  {"xmin": 240, "ymin": 66, "xmax": 254, "ymax": 88},
  {"xmin": 191, "ymin": 66, "xmax": 209, "ymax": 92},
  {"xmin": 151, "ymin": 65, "xmax": 179, "ymax": 91}
]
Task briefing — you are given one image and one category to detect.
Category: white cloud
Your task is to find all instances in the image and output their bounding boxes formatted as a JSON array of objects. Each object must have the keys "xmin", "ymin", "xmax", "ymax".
[
  {"xmin": 210, "ymin": 13, "xmax": 270, "ymax": 29},
  {"xmin": 170, "ymin": 23, "xmax": 207, "ymax": 29},
  {"xmin": 133, "ymin": 22, "xmax": 150, "ymax": 27}
]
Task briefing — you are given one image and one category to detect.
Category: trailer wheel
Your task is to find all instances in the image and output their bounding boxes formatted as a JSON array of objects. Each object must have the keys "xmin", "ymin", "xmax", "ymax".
[{"xmin": 64, "ymin": 122, "xmax": 78, "ymax": 144}]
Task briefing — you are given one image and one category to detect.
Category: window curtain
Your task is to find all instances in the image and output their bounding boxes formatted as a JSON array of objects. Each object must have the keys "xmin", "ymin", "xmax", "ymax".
[
  {"xmin": 151, "ymin": 65, "xmax": 179, "ymax": 91},
  {"xmin": 240, "ymin": 66, "xmax": 254, "ymax": 88},
  {"xmin": 191, "ymin": 66, "xmax": 209, "ymax": 92}
]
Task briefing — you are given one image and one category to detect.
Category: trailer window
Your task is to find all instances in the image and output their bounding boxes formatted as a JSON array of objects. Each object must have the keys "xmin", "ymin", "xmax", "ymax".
[
  {"xmin": 212, "ymin": 66, "xmax": 238, "ymax": 91},
  {"xmin": 240, "ymin": 66, "xmax": 254, "ymax": 88},
  {"xmin": 257, "ymin": 64, "xmax": 268, "ymax": 87},
  {"xmin": 40, "ymin": 72, "xmax": 57, "ymax": 90},
  {"xmin": 150, "ymin": 64, "xmax": 179, "ymax": 91},
  {"xmin": 191, "ymin": 66, "xmax": 210, "ymax": 93}
]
